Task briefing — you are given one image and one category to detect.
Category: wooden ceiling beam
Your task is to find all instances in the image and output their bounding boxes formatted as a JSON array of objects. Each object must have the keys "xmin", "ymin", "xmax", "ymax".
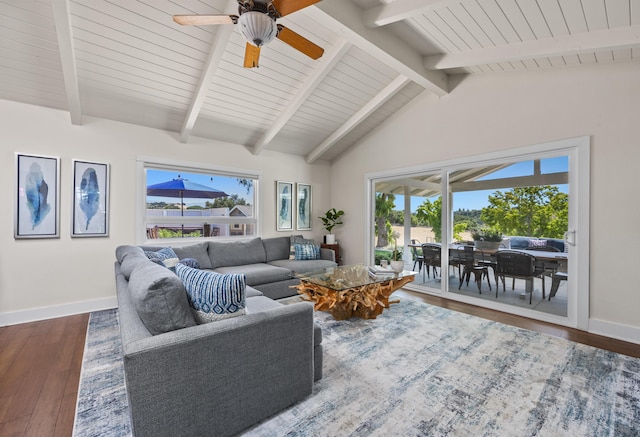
[
  {"xmin": 306, "ymin": 75, "xmax": 410, "ymax": 164},
  {"xmin": 51, "ymin": 0, "xmax": 82, "ymax": 125},
  {"xmin": 425, "ymin": 24, "xmax": 640, "ymax": 70},
  {"xmin": 363, "ymin": 0, "xmax": 449, "ymax": 28},
  {"xmin": 252, "ymin": 38, "xmax": 352, "ymax": 155},
  {"xmin": 306, "ymin": 0, "xmax": 448, "ymax": 96},
  {"xmin": 179, "ymin": 0, "xmax": 236, "ymax": 143}
]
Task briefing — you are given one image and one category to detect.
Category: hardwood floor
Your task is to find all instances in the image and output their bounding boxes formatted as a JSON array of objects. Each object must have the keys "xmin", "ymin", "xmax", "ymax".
[
  {"xmin": 0, "ymin": 296, "xmax": 638, "ymax": 437},
  {"xmin": 0, "ymin": 314, "xmax": 88, "ymax": 437}
]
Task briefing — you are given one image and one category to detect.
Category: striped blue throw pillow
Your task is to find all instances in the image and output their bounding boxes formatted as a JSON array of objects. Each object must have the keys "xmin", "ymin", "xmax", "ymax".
[
  {"xmin": 175, "ymin": 263, "xmax": 246, "ymax": 324},
  {"xmin": 294, "ymin": 243, "xmax": 320, "ymax": 260},
  {"xmin": 144, "ymin": 247, "xmax": 178, "ymax": 261}
]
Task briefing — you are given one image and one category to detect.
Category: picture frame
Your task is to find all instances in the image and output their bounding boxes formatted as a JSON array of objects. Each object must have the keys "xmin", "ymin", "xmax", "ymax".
[
  {"xmin": 296, "ymin": 183, "xmax": 312, "ymax": 230},
  {"xmin": 15, "ymin": 153, "xmax": 60, "ymax": 239},
  {"xmin": 72, "ymin": 160, "xmax": 110, "ymax": 237},
  {"xmin": 276, "ymin": 181, "xmax": 293, "ymax": 231}
]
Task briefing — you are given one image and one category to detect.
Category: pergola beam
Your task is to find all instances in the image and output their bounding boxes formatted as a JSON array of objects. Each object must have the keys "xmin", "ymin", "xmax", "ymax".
[
  {"xmin": 51, "ymin": 0, "xmax": 82, "ymax": 125},
  {"xmin": 425, "ymin": 24, "xmax": 640, "ymax": 70},
  {"xmin": 252, "ymin": 39, "xmax": 352, "ymax": 155},
  {"xmin": 306, "ymin": 75, "xmax": 411, "ymax": 164},
  {"xmin": 306, "ymin": 0, "xmax": 448, "ymax": 96},
  {"xmin": 451, "ymin": 172, "xmax": 568, "ymax": 193},
  {"xmin": 179, "ymin": 0, "xmax": 236, "ymax": 143}
]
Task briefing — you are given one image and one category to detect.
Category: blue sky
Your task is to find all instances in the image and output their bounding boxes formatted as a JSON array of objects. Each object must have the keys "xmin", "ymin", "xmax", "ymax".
[
  {"xmin": 391, "ymin": 156, "xmax": 569, "ymax": 212},
  {"xmin": 146, "ymin": 169, "xmax": 253, "ymax": 206}
]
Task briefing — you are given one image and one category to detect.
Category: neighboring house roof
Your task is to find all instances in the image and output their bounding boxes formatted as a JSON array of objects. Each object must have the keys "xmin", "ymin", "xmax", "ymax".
[{"xmin": 230, "ymin": 205, "xmax": 253, "ymax": 217}]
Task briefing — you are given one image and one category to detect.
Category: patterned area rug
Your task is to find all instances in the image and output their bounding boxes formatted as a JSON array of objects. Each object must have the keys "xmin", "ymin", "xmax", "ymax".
[{"xmin": 73, "ymin": 300, "xmax": 639, "ymax": 437}]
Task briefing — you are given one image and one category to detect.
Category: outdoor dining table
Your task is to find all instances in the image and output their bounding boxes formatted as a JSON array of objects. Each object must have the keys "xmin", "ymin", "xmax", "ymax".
[
  {"xmin": 408, "ymin": 242, "xmax": 568, "ymax": 299},
  {"xmin": 407, "ymin": 243, "xmax": 568, "ymax": 262}
]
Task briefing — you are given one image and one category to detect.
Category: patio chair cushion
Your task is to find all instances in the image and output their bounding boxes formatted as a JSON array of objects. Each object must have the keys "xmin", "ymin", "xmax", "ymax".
[{"xmin": 527, "ymin": 239, "xmax": 547, "ymax": 248}]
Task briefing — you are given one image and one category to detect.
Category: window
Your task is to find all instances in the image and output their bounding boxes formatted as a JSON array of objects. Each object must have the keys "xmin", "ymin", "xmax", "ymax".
[{"xmin": 139, "ymin": 159, "xmax": 260, "ymax": 241}]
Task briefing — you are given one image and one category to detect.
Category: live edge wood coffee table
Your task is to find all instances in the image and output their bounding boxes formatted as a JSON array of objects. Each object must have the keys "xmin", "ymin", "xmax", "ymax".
[{"xmin": 293, "ymin": 264, "xmax": 416, "ymax": 320}]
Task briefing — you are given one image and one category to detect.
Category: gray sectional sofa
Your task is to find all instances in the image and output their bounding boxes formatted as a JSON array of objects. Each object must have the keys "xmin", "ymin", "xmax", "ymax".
[{"xmin": 114, "ymin": 236, "xmax": 336, "ymax": 437}]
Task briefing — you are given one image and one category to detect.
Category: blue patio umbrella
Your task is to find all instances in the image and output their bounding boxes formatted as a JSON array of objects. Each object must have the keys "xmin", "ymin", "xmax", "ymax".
[
  {"xmin": 147, "ymin": 176, "xmax": 228, "ymax": 211},
  {"xmin": 147, "ymin": 176, "xmax": 228, "ymax": 236}
]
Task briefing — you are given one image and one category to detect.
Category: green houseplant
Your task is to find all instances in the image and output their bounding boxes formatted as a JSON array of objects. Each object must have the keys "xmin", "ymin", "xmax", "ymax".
[
  {"xmin": 471, "ymin": 228, "xmax": 503, "ymax": 250},
  {"xmin": 319, "ymin": 208, "xmax": 344, "ymax": 244},
  {"xmin": 389, "ymin": 231, "xmax": 404, "ymax": 273}
]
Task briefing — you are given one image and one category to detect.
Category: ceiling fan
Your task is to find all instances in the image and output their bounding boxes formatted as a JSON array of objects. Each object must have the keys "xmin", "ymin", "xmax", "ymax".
[{"xmin": 173, "ymin": 0, "xmax": 324, "ymax": 68}]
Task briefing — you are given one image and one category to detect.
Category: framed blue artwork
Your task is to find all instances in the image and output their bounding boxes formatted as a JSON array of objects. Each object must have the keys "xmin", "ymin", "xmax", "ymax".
[
  {"xmin": 276, "ymin": 181, "xmax": 293, "ymax": 231},
  {"xmin": 72, "ymin": 160, "xmax": 110, "ymax": 237},
  {"xmin": 15, "ymin": 153, "xmax": 60, "ymax": 239},
  {"xmin": 296, "ymin": 183, "xmax": 312, "ymax": 231}
]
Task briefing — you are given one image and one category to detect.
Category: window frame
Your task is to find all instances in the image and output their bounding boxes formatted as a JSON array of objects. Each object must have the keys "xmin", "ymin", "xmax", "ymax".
[{"xmin": 136, "ymin": 156, "xmax": 261, "ymax": 244}]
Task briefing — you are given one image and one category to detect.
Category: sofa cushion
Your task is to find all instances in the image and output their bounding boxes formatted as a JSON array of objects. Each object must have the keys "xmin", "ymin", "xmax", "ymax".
[
  {"xmin": 213, "ymin": 263, "xmax": 291, "ymax": 286},
  {"xmin": 208, "ymin": 238, "xmax": 266, "ymax": 269},
  {"xmin": 262, "ymin": 236, "xmax": 292, "ymax": 262},
  {"xmin": 245, "ymin": 295, "xmax": 285, "ymax": 313},
  {"xmin": 128, "ymin": 262, "xmax": 196, "ymax": 335},
  {"xmin": 294, "ymin": 243, "xmax": 320, "ymax": 260},
  {"xmin": 116, "ymin": 246, "xmax": 150, "ymax": 279},
  {"xmin": 175, "ymin": 263, "xmax": 247, "ymax": 324},
  {"xmin": 172, "ymin": 242, "xmax": 212, "ymax": 270},
  {"xmin": 245, "ymin": 286, "xmax": 264, "ymax": 298},
  {"xmin": 269, "ymin": 259, "xmax": 337, "ymax": 274}
]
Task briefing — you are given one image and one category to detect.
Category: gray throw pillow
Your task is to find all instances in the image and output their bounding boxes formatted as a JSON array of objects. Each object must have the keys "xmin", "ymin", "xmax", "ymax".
[
  {"xmin": 173, "ymin": 242, "xmax": 212, "ymax": 269},
  {"xmin": 128, "ymin": 262, "xmax": 196, "ymax": 335}
]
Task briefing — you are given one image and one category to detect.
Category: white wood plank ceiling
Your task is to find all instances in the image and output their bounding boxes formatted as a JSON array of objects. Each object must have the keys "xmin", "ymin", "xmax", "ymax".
[{"xmin": 2, "ymin": 0, "xmax": 639, "ymax": 162}]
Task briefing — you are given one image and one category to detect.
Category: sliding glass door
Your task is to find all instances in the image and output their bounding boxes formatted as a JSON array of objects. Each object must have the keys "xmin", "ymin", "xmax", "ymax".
[{"xmin": 366, "ymin": 137, "xmax": 589, "ymax": 329}]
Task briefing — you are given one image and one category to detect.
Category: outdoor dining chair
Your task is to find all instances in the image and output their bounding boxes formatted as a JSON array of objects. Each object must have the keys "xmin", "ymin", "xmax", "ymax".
[
  {"xmin": 456, "ymin": 246, "xmax": 492, "ymax": 293},
  {"xmin": 410, "ymin": 239, "xmax": 423, "ymax": 273},
  {"xmin": 421, "ymin": 243, "xmax": 442, "ymax": 281},
  {"xmin": 495, "ymin": 250, "xmax": 545, "ymax": 304}
]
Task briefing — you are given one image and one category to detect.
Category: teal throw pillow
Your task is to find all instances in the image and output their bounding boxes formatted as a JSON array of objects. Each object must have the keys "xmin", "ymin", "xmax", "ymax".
[
  {"xmin": 290, "ymin": 235, "xmax": 317, "ymax": 260},
  {"xmin": 294, "ymin": 243, "xmax": 320, "ymax": 260}
]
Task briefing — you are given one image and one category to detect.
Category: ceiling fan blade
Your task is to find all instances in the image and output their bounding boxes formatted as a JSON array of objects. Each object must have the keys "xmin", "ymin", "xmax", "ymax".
[
  {"xmin": 272, "ymin": 0, "xmax": 322, "ymax": 17},
  {"xmin": 244, "ymin": 43, "xmax": 261, "ymax": 68},
  {"xmin": 277, "ymin": 25, "xmax": 324, "ymax": 60},
  {"xmin": 173, "ymin": 15, "xmax": 236, "ymax": 26}
]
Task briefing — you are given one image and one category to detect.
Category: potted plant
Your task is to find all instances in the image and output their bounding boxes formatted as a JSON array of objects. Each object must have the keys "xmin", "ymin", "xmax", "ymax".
[
  {"xmin": 389, "ymin": 231, "xmax": 404, "ymax": 273},
  {"xmin": 319, "ymin": 208, "xmax": 344, "ymax": 244},
  {"xmin": 471, "ymin": 228, "xmax": 503, "ymax": 250}
]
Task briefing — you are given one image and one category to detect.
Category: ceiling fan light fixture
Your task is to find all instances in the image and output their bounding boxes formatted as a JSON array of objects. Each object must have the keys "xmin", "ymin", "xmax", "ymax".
[{"xmin": 238, "ymin": 11, "xmax": 277, "ymax": 47}]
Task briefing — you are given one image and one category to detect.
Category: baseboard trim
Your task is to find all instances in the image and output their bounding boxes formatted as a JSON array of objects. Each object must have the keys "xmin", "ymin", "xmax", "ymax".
[
  {"xmin": 589, "ymin": 318, "xmax": 640, "ymax": 345},
  {"xmin": 0, "ymin": 297, "xmax": 117, "ymax": 327}
]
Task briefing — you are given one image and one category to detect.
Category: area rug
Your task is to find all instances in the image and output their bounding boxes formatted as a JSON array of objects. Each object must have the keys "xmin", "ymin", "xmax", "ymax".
[{"xmin": 73, "ymin": 300, "xmax": 639, "ymax": 437}]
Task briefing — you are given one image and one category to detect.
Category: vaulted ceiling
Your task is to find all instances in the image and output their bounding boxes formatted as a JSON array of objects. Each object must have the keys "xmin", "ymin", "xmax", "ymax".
[{"xmin": 2, "ymin": 0, "xmax": 639, "ymax": 163}]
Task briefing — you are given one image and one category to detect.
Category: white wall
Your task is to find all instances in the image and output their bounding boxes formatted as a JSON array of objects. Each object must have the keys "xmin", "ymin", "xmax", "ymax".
[
  {"xmin": 330, "ymin": 61, "xmax": 640, "ymax": 341},
  {"xmin": 0, "ymin": 100, "xmax": 330, "ymax": 323}
]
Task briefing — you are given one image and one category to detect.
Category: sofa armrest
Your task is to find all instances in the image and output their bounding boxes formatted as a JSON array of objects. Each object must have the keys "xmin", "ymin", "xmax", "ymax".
[
  {"xmin": 320, "ymin": 247, "xmax": 335, "ymax": 262},
  {"xmin": 122, "ymin": 302, "xmax": 315, "ymax": 437}
]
